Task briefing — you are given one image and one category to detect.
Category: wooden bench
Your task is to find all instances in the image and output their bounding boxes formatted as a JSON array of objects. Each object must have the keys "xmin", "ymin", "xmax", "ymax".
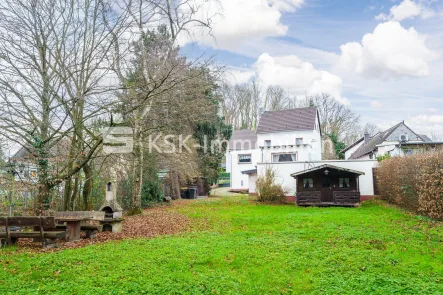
[
  {"xmin": 0, "ymin": 217, "xmax": 66, "ymax": 248},
  {"xmin": 53, "ymin": 224, "xmax": 103, "ymax": 239}
]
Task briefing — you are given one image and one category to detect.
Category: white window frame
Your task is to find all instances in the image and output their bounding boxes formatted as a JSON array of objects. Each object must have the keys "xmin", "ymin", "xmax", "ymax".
[
  {"xmin": 271, "ymin": 152, "xmax": 297, "ymax": 163},
  {"xmin": 296, "ymin": 138, "xmax": 303, "ymax": 145},
  {"xmin": 238, "ymin": 154, "xmax": 252, "ymax": 164},
  {"xmin": 265, "ymin": 140, "xmax": 271, "ymax": 147}
]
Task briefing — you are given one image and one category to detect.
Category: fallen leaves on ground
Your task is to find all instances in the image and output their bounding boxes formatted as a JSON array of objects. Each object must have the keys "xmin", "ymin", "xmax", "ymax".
[{"xmin": 13, "ymin": 204, "xmax": 190, "ymax": 253}]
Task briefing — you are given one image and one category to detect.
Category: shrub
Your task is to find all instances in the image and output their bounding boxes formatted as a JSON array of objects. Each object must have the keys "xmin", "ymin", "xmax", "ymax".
[
  {"xmin": 256, "ymin": 168, "xmax": 287, "ymax": 203},
  {"xmin": 377, "ymin": 150, "xmax": 443, "ymax": 220}
]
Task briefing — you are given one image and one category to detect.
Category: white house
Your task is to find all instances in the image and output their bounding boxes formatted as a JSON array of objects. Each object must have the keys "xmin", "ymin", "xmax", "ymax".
[
  {"xmin": 342, "ymin": 121, "xmax": 442, "ymax": 160},
  {"xmin": 225, "ymin": 130, "xmax": 261, "ymax": 192},
  {"xmin": 226, "ymin": 107, "xmax": 379, "ymax": 203}
]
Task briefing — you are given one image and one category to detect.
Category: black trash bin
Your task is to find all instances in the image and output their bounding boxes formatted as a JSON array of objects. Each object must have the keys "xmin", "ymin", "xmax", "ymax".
[{"xmin": 188, "ymin": 188, "xmax": 197, "ymax": 199}]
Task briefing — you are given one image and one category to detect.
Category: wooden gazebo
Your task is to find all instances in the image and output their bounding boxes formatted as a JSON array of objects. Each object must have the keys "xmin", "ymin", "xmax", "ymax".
[{"xmin": 290, "ymin": 164, "xmax": 364, "ymax": 207}]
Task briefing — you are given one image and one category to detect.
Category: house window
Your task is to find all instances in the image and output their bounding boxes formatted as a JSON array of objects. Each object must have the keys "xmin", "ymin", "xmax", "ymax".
[
  {"xmin": 238, "ymin": 154, "xmax": 252, "ymax": 163},
  {"xmin": 30, "ymin": 170, "xmax": 37, "ymax": 178},
  {"xmin": 272, "ymin": 153, "xmax": 297, "ymax": 162},
  {"xmin": 404, "ymin": 149, "xmax": 414, "ymax": 156},
  {"xmin": 339, "ymin": 178, "xmax": 350, "ymax": 188},
  {"xmin": 265, "ymin": 140, "xmax": 271, "ymax": 147},
  {"xmin": 296, "ymin": 138, "xmax": 303, "ymax": 145},
  {"xmin": 369, "ymin": 154, "xmax": 373, "ymax": 159},
  {"xmin": 303, "ymin": 178, "xmax": 313, "ymax": 188}
]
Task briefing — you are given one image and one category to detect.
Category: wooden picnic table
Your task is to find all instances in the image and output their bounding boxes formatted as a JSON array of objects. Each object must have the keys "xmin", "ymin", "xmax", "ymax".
[{"xmin": 55, "ymin": 217, "xmax": 93, "ymax": 242}]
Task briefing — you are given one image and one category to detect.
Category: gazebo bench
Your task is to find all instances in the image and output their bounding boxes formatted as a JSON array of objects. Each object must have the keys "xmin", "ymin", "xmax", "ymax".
[{"xmin": 0, "ymin": 217, "xmax": 66, "ymax": 248}]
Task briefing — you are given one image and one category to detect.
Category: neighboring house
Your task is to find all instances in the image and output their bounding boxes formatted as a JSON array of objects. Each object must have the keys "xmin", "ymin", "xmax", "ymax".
[
  {"xmin": 342, "ymin": 121, "xmax": 442, "ymax": 160},
  {"xmin": 226, "ymin": 107, "xmax": 378, "ymax": 204},
  {"xmin": 8, "ymin": 147, "xmax": 39, "ymax": 184}
]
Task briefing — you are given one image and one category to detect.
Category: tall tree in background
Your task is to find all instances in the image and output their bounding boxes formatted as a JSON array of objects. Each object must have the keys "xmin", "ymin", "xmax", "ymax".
[
  {"xmin": 0, "ymin": 0, "xmax": 128, "ymax": 213},
  {"xmin": 265, "ymin": 85, "xmax": 290, "ymax": 111},
  {"xmin": 362, "ymin": 123, "xmax": 381, "ymax": 136},
  {"xmin": 120, "ymin": 26, "xmax": 223, "ymax": 209},
  {"xmin": 194, "ymin": 86, "xmax": 232, "ymax": 186},
  {"xmin": 298, "ymin": 93, "xmax": 361, "ymax": 145}
]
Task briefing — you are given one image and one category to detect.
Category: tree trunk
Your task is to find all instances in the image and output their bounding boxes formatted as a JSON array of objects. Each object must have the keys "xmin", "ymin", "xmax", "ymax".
[
  {"xmin": 131, "ymin": 121, "xmax": 143, "ymax": 211},
  {"xmin": 70, "ymin": 174, "xmax": 79, "ymax": 211},
  {"xmin": 82, "ymin": 163, "xmax": 92, "ymax": 210},
  {"xmin": 63, "ymin": 178, "xmax": 72, "ymax": 211},
  {"xmin": 171, "ymin": 169, "xmax": 181, "ymax": 200},
  {"xmin": 36, "ymin": 183, "xmax": 50, "ymax": 216}
]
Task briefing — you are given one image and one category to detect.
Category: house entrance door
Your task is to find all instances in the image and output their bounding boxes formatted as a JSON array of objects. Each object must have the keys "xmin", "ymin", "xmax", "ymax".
[{"xmin": 321, "ymin": 174, "xmax": 333, "ymax": 202}]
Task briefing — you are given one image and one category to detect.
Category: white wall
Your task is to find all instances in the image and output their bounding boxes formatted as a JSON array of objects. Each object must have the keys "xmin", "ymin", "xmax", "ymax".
[
  {"xmin": 228, "ymin": 149, "xmax": 261, "ymax": 189},
  {"xmin": 257, "ymin": 130, "xmax": 322, "ymax": 163},
  {"xmin": 249, "ymin": 174, "xmax": 257, "ymax": 193},
  {"xmin": 256, "ymin": 159, "xmax": 378, "ymax": 196},
  {"xmin": 376, "ymin": 143, "xmax": 399, "ymax": 157},
  {"xmin": 225, "ymin": 152, "xmax": 232, "ymax": 173}
]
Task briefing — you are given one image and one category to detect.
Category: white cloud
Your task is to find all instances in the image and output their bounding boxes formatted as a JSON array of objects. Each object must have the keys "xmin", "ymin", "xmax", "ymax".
[
  {"xmin": 178, "ymin": 0, "xmax": 304, "ymax": 50},
  {"xmin": 371, "ymin": 100, "xmax": 383, "ymax": 108},
  {"xmin": 269, "ymin": 0, "xmax": 304, "ymax": 12},
  {"xmin": 375, "ymin": 0, "xmax": 435, "ymax": 22},
  {"xmin": 223, "ymin": 68, "xmax": 256, "ymax": 84},
  {"xmin": 410, "ymin": 114, "xmax": 443, "ymax": 124},
  {"xmin": 254, "ymin": 53, "xmax": 349, "ymax": 104},
  {"xmin": 339, "ymin": 21, "xmax": 439, "ymax": 78},
  {"xmin": 408, "ymin": 114, "xmax": 443, "ymax": 138}
]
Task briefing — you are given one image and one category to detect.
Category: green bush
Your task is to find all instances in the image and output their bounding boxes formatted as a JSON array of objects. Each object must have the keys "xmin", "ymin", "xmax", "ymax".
[
  {"xmin": 255, "ymin": 168, "xmax": 287, "ymax": 203},
  {"xmin": 141, "ymin": 168, "xmax": 164, "ymax": 207}
]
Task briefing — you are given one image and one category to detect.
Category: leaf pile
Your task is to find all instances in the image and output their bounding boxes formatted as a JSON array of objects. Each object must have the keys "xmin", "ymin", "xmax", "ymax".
[{"xmin": 14, "ymin": 205, "xmax": 190, "ymax": 253}]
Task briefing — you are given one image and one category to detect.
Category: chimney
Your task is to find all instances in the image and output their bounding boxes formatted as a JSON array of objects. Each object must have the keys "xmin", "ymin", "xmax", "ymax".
[{"xmin": 364, "ymin": 132, "xmax": 370, "ymax": 144}]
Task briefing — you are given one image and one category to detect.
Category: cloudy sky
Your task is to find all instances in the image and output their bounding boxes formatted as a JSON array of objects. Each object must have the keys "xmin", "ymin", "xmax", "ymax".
[{"xmin": 179, "ymin": 0, "xmax": 443, "ymax": 138}]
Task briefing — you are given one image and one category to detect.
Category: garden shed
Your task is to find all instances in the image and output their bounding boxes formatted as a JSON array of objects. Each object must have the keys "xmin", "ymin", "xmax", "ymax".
[{"xmin": 291, "ymin": 164, "xmax": 364, "ymax": 206}]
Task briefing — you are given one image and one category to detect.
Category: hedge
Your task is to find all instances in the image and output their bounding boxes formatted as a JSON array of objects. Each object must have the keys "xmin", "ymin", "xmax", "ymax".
[{"xmin": 377, "ymin": 150, "xmax": 443, "ymax": 220}]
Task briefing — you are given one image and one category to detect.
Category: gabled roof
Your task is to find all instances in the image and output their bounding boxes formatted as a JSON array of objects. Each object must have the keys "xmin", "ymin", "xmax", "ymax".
[
  {"xmin": 290, "ymin": 164, "xmax": 365, "ymax": 177},
  {"xmin": 419, "ymin": 134, "xmax": 432, "ymax": 142},
  {"xmin": 349, "ymin": 122, "xmax": 425, "ymax": 159},
  {"xmin": 257, "ymin": 107, "xmax": 317, "ymax": 134},
  {"xmin": 341, "ymin": 136, "xmax": 364, "ymax": 153},
  {"xmin": 227, "ymin": 130, "xmax": 257, "ymax": 150}
]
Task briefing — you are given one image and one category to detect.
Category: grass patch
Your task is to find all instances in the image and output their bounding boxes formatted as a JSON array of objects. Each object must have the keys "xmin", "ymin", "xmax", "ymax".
[{"xmin": 1, "ymin": 196, "xmax": 443, "ymax": 294}]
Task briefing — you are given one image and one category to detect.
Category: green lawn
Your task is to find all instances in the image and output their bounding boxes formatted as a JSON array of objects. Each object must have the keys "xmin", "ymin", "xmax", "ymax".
[{"xmin": 1, "ymin": 196, "xmax": 443, "ymax": 294}]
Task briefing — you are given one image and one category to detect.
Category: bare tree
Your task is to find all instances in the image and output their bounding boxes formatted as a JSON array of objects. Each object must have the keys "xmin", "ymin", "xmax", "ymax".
[
  {"xmin": 362, "ymin": 123, "xmax": 381, "ymax": 136},
  {"xmin": 219, "ymin": 79, "xmax": 263, "ymax": 130},
  {"xmin": 299, "ymin": 93, "xmax": 360, "ymax": 144},
  {"xmin": 0, "ymin": 0, "xmax": 132, "ymax": 213},
  {"xmin": 119, "ymin": 0, "xmax": 219, "ymax": 210},
  {"xmin": 265, "ymin": 85, "xmax": 290, "ymax": 111},
  {"xmin": 430, "ymin": 132, "xmax": 441, "ymax": 142}
]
